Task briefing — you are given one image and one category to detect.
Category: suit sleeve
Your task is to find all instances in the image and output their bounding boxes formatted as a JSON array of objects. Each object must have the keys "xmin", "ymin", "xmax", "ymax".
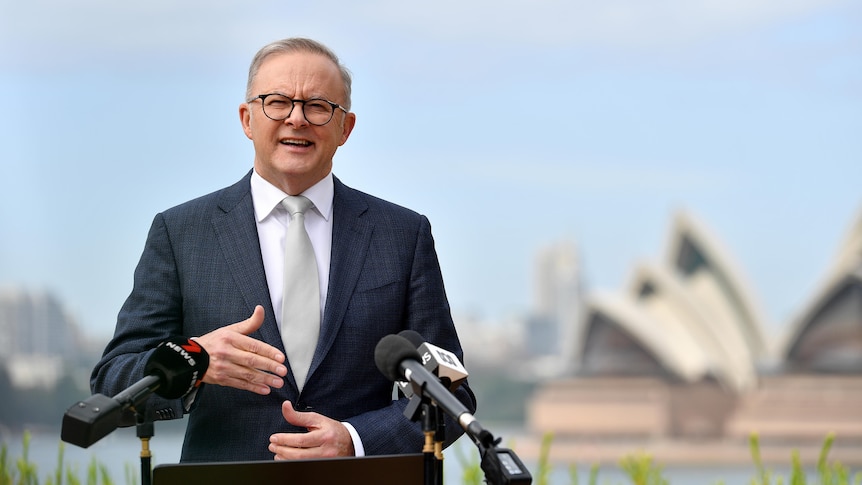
[
  {"xmin": 345, "ymin": 215, "xmax": 477, "ymax": 454},
  {"xmin": 90, "ymin": 212, "xmax": 187, "ymax": 422}
]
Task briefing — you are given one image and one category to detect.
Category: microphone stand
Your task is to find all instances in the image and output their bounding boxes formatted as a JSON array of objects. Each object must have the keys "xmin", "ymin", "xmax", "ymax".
[
  {"xmin": 379, "ymin": 334, "xmax": 529, "ymax": 485},
  {"xmin": 421, "ymin": 402, "xmax": 437, "ymax": 485},
  {"xmin": 135, "ymin": 412, "xmax": 154, "ymax": 485},
  {"xmin": 433, "ymin": 406, "xmax": 445, "ymax": 485},
  {"xmin": 404, "ymin": 395, "xmax": 444, "ymax": 485}
]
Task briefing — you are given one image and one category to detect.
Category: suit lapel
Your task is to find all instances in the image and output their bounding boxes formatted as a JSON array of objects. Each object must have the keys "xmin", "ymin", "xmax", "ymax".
[
  {"xmin": 307, "ymin": 177, "xmax": 372, "ymax": 381},
  {"xmin": 211, "ymin": 171, "xmax": 283, "ymax": 351}
]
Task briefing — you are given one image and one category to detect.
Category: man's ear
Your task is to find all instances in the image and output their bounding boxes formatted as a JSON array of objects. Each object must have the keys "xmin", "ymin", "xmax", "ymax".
[
  {"xmin": 239, "ymin": 103, "xmax": 253, "ymax": 140},
  {"xmin": 339, "ymin": 112, "xmax": 356, "ymax": 146}
]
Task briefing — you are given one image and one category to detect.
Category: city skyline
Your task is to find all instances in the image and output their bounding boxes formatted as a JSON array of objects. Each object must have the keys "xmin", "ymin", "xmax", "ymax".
[{"xmin": 1, "ymin": 0, "xmax": 860, "ymax": 341}]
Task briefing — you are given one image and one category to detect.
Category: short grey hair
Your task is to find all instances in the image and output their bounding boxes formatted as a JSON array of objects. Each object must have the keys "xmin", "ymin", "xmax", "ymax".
[{"xmin": 245, "ymin": 37, "xmax": 353, "ymax": 110}]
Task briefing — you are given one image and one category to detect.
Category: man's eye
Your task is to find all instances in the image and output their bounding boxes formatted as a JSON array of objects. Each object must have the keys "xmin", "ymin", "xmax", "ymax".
[{"xmin": 306, "ymin": 101, "xmax": 330, "ymax": 112}]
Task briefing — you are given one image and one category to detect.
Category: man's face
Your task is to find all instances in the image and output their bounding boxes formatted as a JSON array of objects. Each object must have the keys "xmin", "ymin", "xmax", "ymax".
[{"xmin": 240, "ymin": 51, "xmax": 356, "ymax": 195}]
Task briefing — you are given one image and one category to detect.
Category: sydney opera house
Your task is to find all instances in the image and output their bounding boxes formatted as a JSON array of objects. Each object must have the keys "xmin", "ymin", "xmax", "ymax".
[{"xmin": 525, "ymin": 210, "xmax": 862, "ymax": 465}]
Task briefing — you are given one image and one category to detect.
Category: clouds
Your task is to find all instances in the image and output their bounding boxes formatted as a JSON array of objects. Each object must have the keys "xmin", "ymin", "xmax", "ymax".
[
  {"xmin": 1, "ymin": 0, "xmax": 860, "ymax": 338},
  {"xmin": 3, "ymin": 0, "xmax": 856, "ymax": 70},
  {"xmin": 358, "ymin": 0, "xmax": 850, "ymax": 47},
  {"xmin": 0, "ymin": 0, "xmax": 254, "ymax": 68}
]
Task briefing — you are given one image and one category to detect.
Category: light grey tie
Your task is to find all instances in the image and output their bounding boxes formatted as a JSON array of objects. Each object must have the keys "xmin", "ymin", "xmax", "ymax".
[{"xmin": 281, "ymin": 195, "xmax": 320, "ymax": 392}]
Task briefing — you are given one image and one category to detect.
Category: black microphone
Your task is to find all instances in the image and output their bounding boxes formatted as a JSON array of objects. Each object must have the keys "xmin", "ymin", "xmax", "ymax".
[
  {"xmin": 398, "ymin": 330, "xmax": 468, "ymax": 392},
  {"xmin": 145, "ymin": 337, "xmax": 209, "ymax": 398},
  {"xmin": 398, "ymin": 330, "xmax": 469, "ymax": 483},
  {"xmin": 374, "ymin": 334, "xmax": 491, "ymax": 446},
  {"xmin": 61, "ymin": 337, "xmax": 209, "ymax": 448},
  {"xmin": 376, "ymin": 334, "xmax": 533, "ymax": 484}
]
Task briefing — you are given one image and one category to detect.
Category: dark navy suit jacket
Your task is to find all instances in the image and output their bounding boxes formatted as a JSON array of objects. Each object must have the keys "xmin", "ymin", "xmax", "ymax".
[{"xmin": 91, "ymin": 171, "xmax": 476, "ymax": 462}]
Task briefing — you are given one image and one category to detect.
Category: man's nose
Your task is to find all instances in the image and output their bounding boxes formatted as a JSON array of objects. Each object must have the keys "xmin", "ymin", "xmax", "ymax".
[{"xmin": 284, "ymin": 102, "xmax": 309, "ymax": 127}]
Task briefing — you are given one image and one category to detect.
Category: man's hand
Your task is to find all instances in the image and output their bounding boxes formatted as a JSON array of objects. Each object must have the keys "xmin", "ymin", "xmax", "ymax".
[
  {"xmin": 269, "ymin": 401, "xmax": 355, "ymax": 459},
  {"xmin": 194, "ymin": 305, "xmax": 287, "ymax": 395}
]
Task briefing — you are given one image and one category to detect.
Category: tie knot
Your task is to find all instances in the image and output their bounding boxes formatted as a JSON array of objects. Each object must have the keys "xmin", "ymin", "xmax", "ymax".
[{"xmin": 281, "ymin": 195, "xmax": 314, "ymax": 217}]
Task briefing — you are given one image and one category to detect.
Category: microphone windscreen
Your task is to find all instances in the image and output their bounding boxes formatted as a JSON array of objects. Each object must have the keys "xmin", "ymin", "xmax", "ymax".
[
  {"xmin": 398, "ymin": 329, "xmax": 425, "ymax": 349},
  {"xmin": 397, "ymin": 329, "xmax": 468, "ymax": 391},
  {"xmin": 374, "ymin": 334, "xmax": 421, "ymax": 382},
  {"xmin": 144, "ymin": 337, "xmax": 210, "ymax": 399}
]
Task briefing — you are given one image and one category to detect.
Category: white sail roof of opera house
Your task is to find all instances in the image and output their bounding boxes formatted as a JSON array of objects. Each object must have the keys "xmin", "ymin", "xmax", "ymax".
[
  {"xmin": 578, "ymin": 290, "xmax": 712, "ymax": 383},
  {"xmin": 576, "ymin": 210, "xmax": 769, "ymax": 392},
  {"xmin": 626, "ymin": 261, "xmax": 758, "ymax": 391},
  {"xmin": 828, "ymin": 207, "xmax": 862, "ymax": 281},
  {"xmin": 662, "ymin": 210, "xmax": 769, "ymax": 360},
  {"xmin": 777, "ymin": 208, "xmax": 862, "ymax": 371}
]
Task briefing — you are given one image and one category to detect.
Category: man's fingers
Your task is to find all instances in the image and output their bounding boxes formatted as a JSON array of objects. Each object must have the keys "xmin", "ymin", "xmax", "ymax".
[
  {"xmin": 270, "ymin": 403, "xmax": 321, "ymax": 460},
  {"xmin": 225, "ymin": 337, "xmax": 286, "ymax": 376},
  {"xmin": 236, "ymin": 334, "xmax": 286, "ymax": 365},
  {"xmin": 228, "ymin": 305, "xmax": 266, "ymax": 336},
  {"xmin": 281, "ymin": 400, "xmax": 306, "ymax": 426},
  {"xmin": 221, "ymin": 374, "xmax": 277, "ymax": 395},
  {"xmin": 270, "ymin": 403, "xmax": 354, "ymax": 459},
  {"xmin": 226, "ymin": 307, "xmax": 285, "ymax": 364},
  {"xmin": 194, "ymin": 306, "xmax": 286, "ymax": 390},
  {"xmin": 203, "ymin": 356, "xmax": 285, "ymax": 390},
  {"xmin": 281, "ymin": 401, "xmax": 321, "ymax": 430},
  {"xmin": 270, "ymin": 444, "xmax": 320, "ymax": 461}
]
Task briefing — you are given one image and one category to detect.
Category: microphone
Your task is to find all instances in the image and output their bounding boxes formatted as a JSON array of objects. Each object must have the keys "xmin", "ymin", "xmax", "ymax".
[
  {"xmin": 375, "ymin": 334, "xmax": 533, "ymax": 484},
  {"xmin": 397, "ymin": 330, "xmax": 469, "ymax": 483},
  {"xmin": 374, "ymin": 333, "xmax": 491, "ymax": 446},
  {"xmin": 144, "ymin": 337, "xmax": 209, "ymax": 399},
  {"xmin": 398, "ymin": 330, "xmax": 468, "ymax": 392},
  {"xmin": 61, "ymin": 337, "xmax": 209, "ymax": 448}
]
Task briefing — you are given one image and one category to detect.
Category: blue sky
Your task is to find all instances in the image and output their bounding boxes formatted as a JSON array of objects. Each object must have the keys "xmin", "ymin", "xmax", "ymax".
[{"xmin": 1, "ymin": 0, "xmax": 860, "ymax": 341}]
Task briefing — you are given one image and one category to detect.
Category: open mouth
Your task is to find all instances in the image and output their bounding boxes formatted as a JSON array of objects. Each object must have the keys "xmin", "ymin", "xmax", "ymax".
[{"xmin": 280, "ymin": 138, "xmax": 312, "ymax": 147}]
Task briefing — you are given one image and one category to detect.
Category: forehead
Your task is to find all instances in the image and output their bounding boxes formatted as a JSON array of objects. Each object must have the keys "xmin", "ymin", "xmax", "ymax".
[{"xmin": 252, "ymin": 51, "xmax": 344, "ymax": 100}]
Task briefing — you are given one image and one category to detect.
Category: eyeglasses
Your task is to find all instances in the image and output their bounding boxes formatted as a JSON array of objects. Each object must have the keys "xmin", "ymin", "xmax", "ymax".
[{"xmin": 247, "ymin": 93, "xmax": 348, "ymax": 126}]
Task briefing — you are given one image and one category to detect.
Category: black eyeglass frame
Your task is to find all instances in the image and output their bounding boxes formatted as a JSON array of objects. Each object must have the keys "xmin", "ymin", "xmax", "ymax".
[{"xmin": 247, "ymin": 93, "xmax": 348, "ymax": 126}]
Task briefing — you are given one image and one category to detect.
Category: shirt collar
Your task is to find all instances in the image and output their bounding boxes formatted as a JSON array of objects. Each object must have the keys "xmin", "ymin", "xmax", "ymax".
[{"xmin": 250, "ymin": 170, "xmax": 334, "ymax": 222}]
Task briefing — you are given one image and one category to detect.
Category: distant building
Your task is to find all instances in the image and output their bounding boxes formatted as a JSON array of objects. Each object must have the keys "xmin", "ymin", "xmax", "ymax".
[
  {"xmin": 526, "ymin": 209, "xmax": 862, "ymax": 463},
  {"xmin": 574, "ymin": 211, "xmax": 766, "ymax": 393},
  {"xmin": 727, "ymin": 215, "xmax": 862, "ymax": 444},
  {"xmin": 0, "ymin": 288, "xmax": 84, "ymax": 388},
  {"xmin": 453, "ymin": 311, "xmax": 531, "ymax": 370},
  {"xmin": 778, "ymin": 210, "xmax": 862, "ymax": 374},
  {"xmin": 528, "ymin": 240, "xmax": 582, "ymax": 374}
]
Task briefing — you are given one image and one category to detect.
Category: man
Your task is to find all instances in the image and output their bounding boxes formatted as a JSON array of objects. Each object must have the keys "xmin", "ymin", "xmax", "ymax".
[{"xmin": 91, "ymin": 37, "xmax": 476, "ymax": 462}]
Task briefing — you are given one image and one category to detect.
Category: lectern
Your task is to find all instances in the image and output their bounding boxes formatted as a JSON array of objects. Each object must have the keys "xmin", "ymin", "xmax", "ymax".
[{"xmin": 152, "ymin": 453, "xmax": 424, "ymax": 485}]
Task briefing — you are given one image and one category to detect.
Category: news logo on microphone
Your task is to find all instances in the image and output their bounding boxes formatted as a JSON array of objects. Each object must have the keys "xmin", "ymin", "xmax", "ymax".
[
  {"xmin": 395, "ymin": 330, "xmax": 468, "ymax": 397},
  {"xmin": 145, "ymin": 337, "xmax": 210, "ymax": 399},
  {"xmin": 417, "ymin": 341, "xmax": 468, "ymax": 392}
]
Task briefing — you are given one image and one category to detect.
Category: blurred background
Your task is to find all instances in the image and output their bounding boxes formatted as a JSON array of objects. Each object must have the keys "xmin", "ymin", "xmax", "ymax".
[{"xmin": 1, "ymin": 0, "xmax": 861, "ymax": 482}]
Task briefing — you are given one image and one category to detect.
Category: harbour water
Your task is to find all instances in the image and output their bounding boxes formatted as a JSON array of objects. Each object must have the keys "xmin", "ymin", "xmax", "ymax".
[{"xmin": 1, "ymin": 429, "xmax": 837, "ymax": 484}]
